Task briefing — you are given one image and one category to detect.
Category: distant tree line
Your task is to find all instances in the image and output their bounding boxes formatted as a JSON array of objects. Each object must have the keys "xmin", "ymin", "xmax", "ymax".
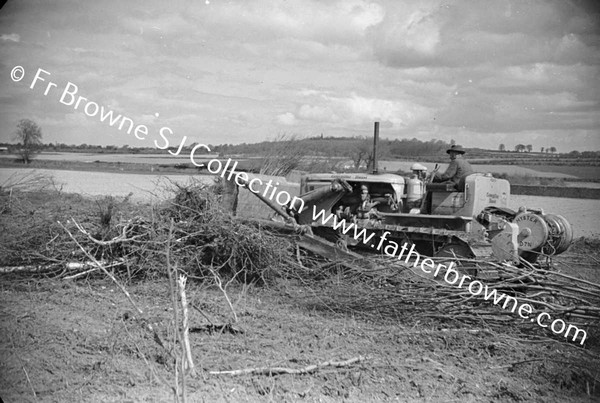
[
  {"xmin": 499, "ymin": 143, "xmax": 558, "ymax": 153},
  {"xmin": 214, "ymin": 136, "xmax": 452, "ymax": 158},
  {"xmin": 4, "ymin": 124, "xmax": 599, "ymax": 161}
]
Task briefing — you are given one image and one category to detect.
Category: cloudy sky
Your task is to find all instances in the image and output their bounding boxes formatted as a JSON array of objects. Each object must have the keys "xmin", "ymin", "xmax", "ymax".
[{"xmin": 1, "ymin": 0, "xmax": 599, "ymax": 152}]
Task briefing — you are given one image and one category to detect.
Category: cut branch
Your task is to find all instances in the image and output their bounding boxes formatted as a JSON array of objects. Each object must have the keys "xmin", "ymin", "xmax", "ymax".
[
  {"xmin": 178, "ymin": 274, "xmax": 196, "ymax": 377},
  {"xmin": 210, "ymin": 355, "xmax": 370, "ymax": 376},
  {"xmin": 59, "ymin": 219, "xmax": 170, "ymax": 353}
]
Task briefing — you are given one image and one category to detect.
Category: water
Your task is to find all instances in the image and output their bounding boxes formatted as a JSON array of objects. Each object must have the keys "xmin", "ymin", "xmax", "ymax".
[{"xmin": 0, "ymin": 168, "xmax": 213, "ymax": 202}]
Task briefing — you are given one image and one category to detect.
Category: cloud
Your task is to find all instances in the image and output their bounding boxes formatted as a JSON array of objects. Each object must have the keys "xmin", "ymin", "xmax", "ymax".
[
  {"xmin": 333, "ymin": 94, "xmax": 412, "ymax": 126},
  {"xmin": 370, "ymin": 1, "xmax": 600, "ymax": 68},
  {"xmin": 0, "ymin": 33, "xmax": 20, "ymax": 42},
  {"xmin": 293, "ymin": 90, "xmax": 432, "ymax": 130},
  {"xmin": 298, "ymin": 104, "xmax": 337, "ymax": 122},
  {"xmin": 191, "ymin": 0, "xmax": 384, "ymax": 48},
  {"xmin": 120, "ymin": 13, "xmax": 199, "ymax": 40},
  {"xmin": 277, "ymin": 112, "xmax": 297, "ymax": 125},
  {"xmin": 378, "ymin": 7, "xmax": 440, "ymax": 60}
]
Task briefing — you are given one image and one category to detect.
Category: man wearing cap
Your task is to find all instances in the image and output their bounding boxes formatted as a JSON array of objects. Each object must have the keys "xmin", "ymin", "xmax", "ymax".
[
  {"xmin": 433, "ymin": 145, "xmax": 474, "ymax": 189},
  {"xmin": 411, "ymin": 163, "xmax": 428, "ymax": 181},
  {"xmin": 354, "ymin": 184, "xmax": 378, "ymax": 219}
]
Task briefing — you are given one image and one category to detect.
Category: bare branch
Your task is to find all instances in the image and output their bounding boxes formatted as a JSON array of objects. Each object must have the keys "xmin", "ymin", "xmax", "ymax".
[{"xmin": 210, "ymin": 355, "xmax": 370, "ymax": 376}]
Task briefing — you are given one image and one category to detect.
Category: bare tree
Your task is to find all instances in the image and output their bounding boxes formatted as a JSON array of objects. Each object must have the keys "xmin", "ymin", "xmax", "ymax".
[
  {"xmin": 348, "ymin": 138, "xmax": 385, "ymax": 171},
  {"xmin": 340, "ymin": 138, "xmax": 371, "ymax": 170},
  {"xmin": 352, "ymin": 139, "xmax": 372, "ymax": 170},
  {"xmin": 14, "ymin": 119, "xmax": 43, "ymax": 163},
  {"xmin": 259, "ymin": 134, "xmax": 305, "ymax": 177}
]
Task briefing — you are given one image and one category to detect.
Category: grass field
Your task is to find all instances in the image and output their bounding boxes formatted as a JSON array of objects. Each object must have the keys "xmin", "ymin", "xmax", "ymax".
[
  {"xmin": 378, "ymin": 160, "xmax": 583, "ymax": 178},
  {"xmin": 521, "ymin": 164, "xmax": 600, "ymax": 180}
]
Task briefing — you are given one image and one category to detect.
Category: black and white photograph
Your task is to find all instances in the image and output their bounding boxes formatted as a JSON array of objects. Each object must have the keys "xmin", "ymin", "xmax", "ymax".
[{"xmin": 1, "ymin": 0, "xmax": 599, "ymax": 401}]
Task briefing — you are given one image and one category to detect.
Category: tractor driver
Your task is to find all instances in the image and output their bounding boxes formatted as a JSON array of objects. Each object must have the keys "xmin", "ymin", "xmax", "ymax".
[
  {"xmin": 355, "ymin": 184, "xmax": 381, "ymax": 220},
  {"xmin": 433, "ymin": 145, "xmax": 474, "ymax": 190}
]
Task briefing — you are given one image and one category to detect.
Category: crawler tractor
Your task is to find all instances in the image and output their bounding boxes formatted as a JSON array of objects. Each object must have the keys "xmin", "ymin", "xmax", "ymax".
[
  {"xmin": 235, "ymin": 123, "xmax": 573, "ymax": 267},
  {"xmin": 290, "ymin": 171, "xmax": 573, "ymax": 264}
]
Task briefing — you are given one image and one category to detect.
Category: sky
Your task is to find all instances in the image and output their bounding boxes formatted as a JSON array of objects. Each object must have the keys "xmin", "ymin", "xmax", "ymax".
[{"xmin": 0, "ymin": 0, "xmax": 599, "ymax": 152}]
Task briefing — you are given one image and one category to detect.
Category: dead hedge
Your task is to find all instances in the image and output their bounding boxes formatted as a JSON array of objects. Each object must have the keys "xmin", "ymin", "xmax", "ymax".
[{"xmin": 0, "ymin": 180, "xmax": 292, "ymax": 284}]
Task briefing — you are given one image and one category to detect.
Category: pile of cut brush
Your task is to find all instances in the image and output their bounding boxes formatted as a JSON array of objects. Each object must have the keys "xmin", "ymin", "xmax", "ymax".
[
  {"xmin": 284, "ymin": 249, "xmax": 600, "ymax": 346},
  {"xmin": 0, "ymin": 179, "xmax": 294, "ymax": 284}
]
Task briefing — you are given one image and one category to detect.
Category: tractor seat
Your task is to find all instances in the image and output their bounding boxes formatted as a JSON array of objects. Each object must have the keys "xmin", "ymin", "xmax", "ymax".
[{"xmin": 427, "ymin": 182, "xmax": 459, "ymax": 192}]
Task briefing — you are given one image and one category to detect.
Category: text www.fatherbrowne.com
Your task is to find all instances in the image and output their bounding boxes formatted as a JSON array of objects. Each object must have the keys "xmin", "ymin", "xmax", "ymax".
[{"xmin": 312, "ymin": 206, "xmax": 588, "ymax": 345}]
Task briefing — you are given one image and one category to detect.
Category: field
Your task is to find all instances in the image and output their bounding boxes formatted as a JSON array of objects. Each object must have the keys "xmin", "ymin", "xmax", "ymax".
[
  {"xmin": 520, "ymin": 165, "xmax": 600, "ymax": 180},
  {"xmin": 510, "ymin": 195, "xmax": 600, "ymax": 238},
  {"xmin": 377, "ymin": 161, "xmax": 581, "ymax": 179},
  {"xmin": 1, "ymin": 182, "xmax": 599, "ymax": 402},
  {"xmin": 2, "ymin": 269, "xmax": 599, "ymax": 403}
]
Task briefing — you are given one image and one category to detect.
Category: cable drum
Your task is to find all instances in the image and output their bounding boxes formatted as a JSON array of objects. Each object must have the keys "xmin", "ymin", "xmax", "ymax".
[
  {"xmin": 514, "ymin": 212, "xmax": 549, "ymax": 252},
  {"xmin": 541, "ymin": 214, "xmax": 573, "ymax": 255}
]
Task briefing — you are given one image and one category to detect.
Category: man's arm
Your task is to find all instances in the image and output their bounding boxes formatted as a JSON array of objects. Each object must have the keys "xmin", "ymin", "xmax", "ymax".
[{"xmin": 435, "ymin": 161, "xmax": 458, "ymax": 181}]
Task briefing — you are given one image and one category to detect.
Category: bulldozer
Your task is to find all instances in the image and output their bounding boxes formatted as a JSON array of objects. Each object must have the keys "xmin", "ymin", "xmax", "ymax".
[
  {"xmin": 290, "ymin": 170, "xmax": 572, "ymax": 265},
  {"xmin": 233, "ymin": 123, "xmax": 573, "ymax": 268}
]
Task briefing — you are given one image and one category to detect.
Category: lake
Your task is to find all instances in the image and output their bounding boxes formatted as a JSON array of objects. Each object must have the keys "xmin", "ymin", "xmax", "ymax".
[{"xmin": 0, "ymin": 168, "xmax": 213, "ymax": 203}]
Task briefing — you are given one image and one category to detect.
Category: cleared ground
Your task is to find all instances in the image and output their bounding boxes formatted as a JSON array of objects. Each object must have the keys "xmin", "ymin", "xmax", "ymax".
[
  {"xmin": 0, "ymin": 187, "xmax": 599, "ymax": 402},
  {"xmin": 1, "ymin": 259, "xmax": 599, "ymax": 402}
]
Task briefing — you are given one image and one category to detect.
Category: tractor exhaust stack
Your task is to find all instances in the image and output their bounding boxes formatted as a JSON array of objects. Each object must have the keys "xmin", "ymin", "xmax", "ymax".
[{"xmin": 372, "ymin": 121, "xmax": 379, "ymax": 174}]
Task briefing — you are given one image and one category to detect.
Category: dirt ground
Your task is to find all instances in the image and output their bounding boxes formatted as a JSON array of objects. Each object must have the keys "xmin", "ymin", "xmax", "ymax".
[
  {"xmin": 0, "ymin": 188, "xmax": 599, "ymax": 402},
  {"xmin": 1, "ymin": 262, "xmax": 599, "ymax": 402}
]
